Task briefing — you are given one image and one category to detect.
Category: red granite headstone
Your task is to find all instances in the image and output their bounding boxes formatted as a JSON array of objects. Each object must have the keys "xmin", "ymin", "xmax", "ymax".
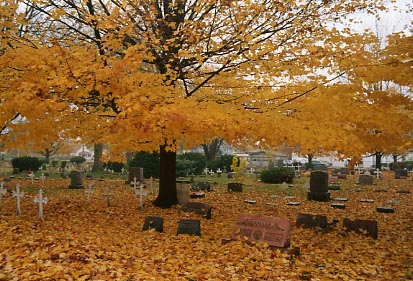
[{"xmin": 232, "ymin": 213, "xmax": 290, "ymax": 247}]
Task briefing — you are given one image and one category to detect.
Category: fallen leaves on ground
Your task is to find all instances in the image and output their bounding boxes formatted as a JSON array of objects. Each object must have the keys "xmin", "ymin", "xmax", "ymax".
[{"xmin": 0, "ymin": 171, "xmax": 412, "ymax": 280}]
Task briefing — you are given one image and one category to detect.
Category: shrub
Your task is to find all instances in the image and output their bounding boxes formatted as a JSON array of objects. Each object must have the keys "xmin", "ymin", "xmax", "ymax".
[
  {"xmin": 176, "ymin": 159, "xmax": 197, "ymax": 177},
  {"xmin": 260, "ymin": 167, "xmax": 295, "ymax": 184},
  {"xmin": 70, "ymin": 156, "xmax": 86, "ymax": 164},
  {"xmin": 389, "ymin": 161, "xmax": 413, "ymax": 171},
  {"xmin": 129, "ymin": 151, "xmax": 160, "ymax": 178},
  {"xmin": 104, "ymin": 161, "xmax": 124, "ymax": 173},
  {"xmin": 177, "ymin": 153, "xmax": 206, "ymax": 175},
  {"xmin": 11, "ymin": 156, "xmax": 43, "ymax": 172}
]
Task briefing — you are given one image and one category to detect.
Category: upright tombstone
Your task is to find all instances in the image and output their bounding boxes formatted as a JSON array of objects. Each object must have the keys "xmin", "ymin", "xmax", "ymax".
[
  {"xmin": 394, "ymin": 169, "xmax": 408, "ymax": 179},
  {"xmin": 358, "ymin": 174, "xmax": 373, "ymax": 185},
  {"xmin": 296, "ymin": 214, "xmax": 328, "ymax": 229},
  {"xmin": 176, "ymin": 180, "xmax": 190, "ymax": 205},
  {"xmin": 228, "ymin": 182, "xmax": 243, "ymax": 192},
  {"xmin": 308, "ymin": 171, "xmax": 330, "ymax": 202},
  {"xmin": 0, "ymin": 181, "xmax": 7, "ymax": 211},
  {"xmin": 69, "ymin": 171, "xmax": 84, "ymax": 188},
  {"xmin": 142, "ymin": 216, "xmax": 164, "ymax": 232},
  {"xmin": 231, "ymin": 213, "xmax": 290, "ymax": 248},
  {"xmin": 127, "ymin": 167, "xmax": 144, "ymax": 184},
  {"xmin": 343, "ymin": 218, "xmax": 378, "ymax": 239},
  {"xmin": 84, "ymin": 183, "xmax": 95, "ymax": 203},
  {"xmin": 181, "ymin": 201, "xmax": 212, "ymax": 219}
]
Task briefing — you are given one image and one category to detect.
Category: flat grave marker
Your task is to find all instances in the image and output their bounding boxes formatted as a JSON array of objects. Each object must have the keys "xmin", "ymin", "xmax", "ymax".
[
  {"xmin": 394, "ymin": 169, "xmax": 408, "ymax": 179},
  {"xmin": 181, "ymin": 201, "xmax": 212, "ymax": 219},
  {"xmin": 331, "ymin": 203, "xmax": 346, "ymax": 209},
  {"xmin": 360, "ymin": 198, "xmax": 374, "ymax": 203},
  {"xmin": 377, "ymin": 207, "xmax": 394, "ymax": 213}
]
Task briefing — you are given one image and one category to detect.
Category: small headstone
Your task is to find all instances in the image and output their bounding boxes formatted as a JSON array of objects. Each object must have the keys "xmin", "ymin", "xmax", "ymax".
[
  {"xmin": 102, "ymin": 187, "xmax": 113, "ymax": 207},
  {"xmin": 331, "ymin": 203, "xmax": 345, "ymax": 209},
  {"xmin": 308, "ymin": 171, "xmax": 330, "ymax": 202},
  {"xmin": 358, "ymin": 174, "xmax": 373, "ymax": 185},
  {"xmin": 396, "ymin": 190, "xmax": 411, "ymax": 194},
  {"xmin": 197, "ymin": 182, "xmax": 211, "ymax": 191},
  {"xmin": 231, "ymin": 213, "xmax": 290, "ymax": 247},
  {"xmin": 287, "ymin": 201, "xmax": 300, "ymax": 206},
  {"xmin": 328, "ymin": 185, "xmax": 340, "ymax": 191},
  {"xmin": 296, "ymin": 214, "xmax": 328, "ymax": 229},
  {"xmin": 337, "ymin": 174, "xmax": 347, "ymax": 180},
  {"xmin": 386, "ymin": 199, "xmax": 400, "ymax": 205},
  {"xmin": 343, "ymin": 218, "xmax": 378, "ymax": 239},
  {"xmin": 181, "ymin": 201, "xmax": 212, "ymax": 219},
  {"xmin": 377, "ymin": 207, "xmax": 394, "ymax": 213},
  {"xmin": 271, "ymin": 195, "xmax": 281, "ymax": 199},
  {"xmin": 34, "ymin": 188, "xmax": 48, "ymax": 220},
  {"xmin": 12, "ymin": 184, "xmax": 25, "ymax": 216},
  {"xmin": 69, "ymin": 171, "xmax": 84, "ymax": 188},
  {"xmin": 394, "ymin": 169, "xmax": 408, "ymax": 179},
  {"xmin": 339, "ymin": 168, "xmax": 349, "ymax": 175},
  {"xmin": 281, "ymin": 182, "xmax": 288, "ymax": 190},
  {"xmin": 374, "ymin": 189, "xmax": 387, "ymax": 193},
  {"xmin": 265, "ymin": 202, "xmax": 278, "ymax": 206},
  {"xmin": 328, "ymin": 176, "xmax": 339, "ymax": 184},
  {"xmin": 244, "ymin": 200, "xmax": 256, "ymax": 204},
  {"xmin": 142, "ymin": 216, "xmax": 164, "ymax": 232},
  {"xmin": 284, "ymin": 196, "xmax": 295, "ymax": 199},
  {"xmin": 360, "ymin": 198, "xmax": 374, "ymax": 203},
  {"xmin": 334, "ymin": 197, "xmax": 348, "ymax": 201},
  {"xmin": 177, "ymin": 219, "xmax": 201, "ymax": 236},
  {"xmin": 228, "ymin": 182, "xmax": 243, "ymax": 192}
]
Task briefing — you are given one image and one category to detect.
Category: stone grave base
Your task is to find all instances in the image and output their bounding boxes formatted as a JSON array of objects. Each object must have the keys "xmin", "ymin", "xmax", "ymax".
[
  {"xmin": 221, "ymin": 238, "xmax": 300, "ymax": 256},
  {"xmin": 307, "ymin": 192, "xmax": 330, "ymax": 202}
]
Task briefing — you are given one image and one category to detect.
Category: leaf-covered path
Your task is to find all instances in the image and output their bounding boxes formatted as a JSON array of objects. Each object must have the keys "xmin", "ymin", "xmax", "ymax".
[{"xmin": 1, "ymin": 172, "xmax": 412, "ymax": 280}]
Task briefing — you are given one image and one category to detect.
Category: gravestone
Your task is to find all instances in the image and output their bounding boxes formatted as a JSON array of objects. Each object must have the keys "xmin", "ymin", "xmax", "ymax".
[
  {"xmin": 231, "ymin": 213, "xmax": 290, "ymax": 247},
  {"xmin": 396, "ymin": 190, "xmax": 411, "ymax": 194},
  {"xmin": 313, "ymin": 164, "xmax": 327, "ymax": 171},
  {"xmin": 177, "ymin": 219, "xmax": 201, "ymax": 236},
  {"xmin": 360, "ymin": 198, "xmax": 374, "ymax": 203},
  {"xmin": 176, "ymin": 180, "xmax": 190, "ymax": 205},
  {"xmin": 12, "ymin": 184, "xmax": 24, "ymax": 216},
  {"xmin": 394, "ymin": 169, "xmax": 408, "ymax": 179},
  {"xmin": 328, "ymin": 185, "xmax": 340, "ymax": 191},
  {"xmin": 331, "ymin": 203, "xmax": 345, "ymax": 209},
  {"xmin": 296, "ymin": 214, "xmax": 328, "ymax": 229},
  {"xmin": 328, "ymin": 176, "xmax": 339, "ymax": 184},
  {"xmin": 343, "ymin": 218, "xmax": 378, "ymax": 239},
  {"xmin": 34, "ymin": 188, "xmax": 48, "ymax": 220},
  {"xmin": 69, "ymin": 171, "xmax": 84, "ymax": 188},
  {"xmin": 127, "ymin": 167, "xmax": 144, "ymax": 184},
  {"xmin": 84, "ymin": 183, "xmax": 95, "ymax": 203},
  {"xmin": 308, "ymin": 171, "xmax": 330, "ymax": 202},
  {"xmin": 358, "ymin": 174, "xmax": 373, "ymax": 185},
  {"xmin": 377, "ymin": 207, "xmax": 394, "ymax": 213},
  {"xmin": 142, "ymin": 216, "xmax": 164, "ymax": 232},
  {"xmin": 228, "ymin": 182, "xmax": 243, "ymax": 192},
  {"xmin": 102, "ymin": 187, "xmax": 113, "ymax": 207},
  {"xmin": 181, "ymin": 201, "xmax": 212, "ymax": 219},
  {"xmin": 339, "ymin": 167, "xmax": 349, "ymax": 175},
  {"xmin": 196, "ymin": 182, "xmax": 211, "ymax": 192}
]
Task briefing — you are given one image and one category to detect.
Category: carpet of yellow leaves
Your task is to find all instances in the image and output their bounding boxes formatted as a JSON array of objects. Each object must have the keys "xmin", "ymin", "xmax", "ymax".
[{"xmin": 0, "ymin": 171, "xmax": 412, "ymax": 281}]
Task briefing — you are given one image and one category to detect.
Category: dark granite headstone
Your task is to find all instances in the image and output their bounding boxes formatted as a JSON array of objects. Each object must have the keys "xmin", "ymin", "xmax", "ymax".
[
  {"xmin": 308, "ymin": 171, "xmax": 330, "ymax": 202},
  {"xmin": 228, "ymin": 182, "xmax": 243, "ymax": 192},
  {"xmin": 328, "ymin": 185, "xmax": 340, "ymax": 191},
  {"xmin": 177, "ymin": 219, "xmax": 201, "ymax": 236},
  {"xmin": 196, "ymin": 182, "xmax": 211, "ymax": 191},
  {"xmin": 339, "ymin": 168, "xmax": 349, "ymax": 175},
  {"xmin": 358, "ymin": 174, "xmax": 373, "ymax": 185},
  {"xmin": 69, "ymin": 171, "xmax": 84, "ymax": 188},
  {"xmin": 331, "ymin": 203, "xmax": 345, "ymax": 209},
  {"xmin": 181, "ymin": 201, "xmax": 212, "ymax": 219},
  {"xmin": 343, "ymin": 218, "xmax": 378, "ymax": 239},
  {"xmin": 296, "ymin": 214, "xmax": 328, "ymax": 229},
  {"xmin": 142, "ymin": 216, "xmax": 164, "ymax": 232},
  {"xmin": 377, "ymin": 207, "xmax": 394, "ymax": 213},
  {"xmin": 394, "ymin": 169, "xmax": 408, "ymax": 179}
]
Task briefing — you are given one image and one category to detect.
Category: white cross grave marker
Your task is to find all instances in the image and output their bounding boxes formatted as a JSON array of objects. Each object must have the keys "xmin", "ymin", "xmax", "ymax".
[
  {"xmin": 34, "ymin": 188, "xmax": 48, "ymax": 220},
  {"xmin": 85, "ymin": 182, "xmax": 95, "ymax": 203},
  {"xmin": 29, "ymin": 172, "xmax": 34, "ymax": 184},
  {"xmin": 12, "ymin": 184, "xmax": 24, "ymax": 216},
  {"xmin": 131, "ymin": 177, "xmax": 144, "ymax": 210},
  {"xmin": 375, "ymin": 168, "xmax": 382, "ymax": 179},
  {"xmin": 40, "ymin": 173, "xmax": 46, "ymax": 187},
  {"xmin": 0, "ymin": 181, "xmax": 6, "ymax": 211}
]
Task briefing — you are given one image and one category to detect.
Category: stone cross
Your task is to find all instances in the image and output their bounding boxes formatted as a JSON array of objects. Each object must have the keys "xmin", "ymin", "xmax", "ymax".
[
  {"xmin": 375, "ymin": 168, "xmax": 381, "ymax": 179},
  {"xmin": 34, "ymin": 188, "xmax": 48, "ymax": 220},
  {"xmin": 85, "ymin": 182, "xmax": 95, "ymax": 203},
  {"xmin": 12, "ymin": 184, "xmax": 25, "ymax": 216},
  {"xmin": 0, "ymin": 181, "xmax": 6, "ymax": 210},
  {"xmin": 103, "ymin": 187, "xmax": 113, "ymax": 207},
  {"xmin": 132, "ymin": 177, "xmax": 144, "ymax": 210},
  {"xmin": 29, "ymin": 172, "xmax": 34, "ymax": 184}
]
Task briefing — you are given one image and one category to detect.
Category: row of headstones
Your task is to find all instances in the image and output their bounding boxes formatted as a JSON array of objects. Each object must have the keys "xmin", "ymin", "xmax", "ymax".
[{"xmin": 143, "ymin": 212, "xmax": 380, "ymax": 252}]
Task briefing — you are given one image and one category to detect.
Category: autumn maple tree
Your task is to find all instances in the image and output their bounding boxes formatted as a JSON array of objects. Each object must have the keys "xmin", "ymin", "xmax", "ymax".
[{"xmin": 1, "ymin": 0, "xmax": 400, "ymax": 208}]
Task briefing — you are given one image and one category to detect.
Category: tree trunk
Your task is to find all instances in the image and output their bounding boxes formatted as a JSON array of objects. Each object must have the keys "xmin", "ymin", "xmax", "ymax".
[
  {"xmin": 375, "ymin": 151, "xmax": 382, "ymax": 170},
  {"xmin": 153, "ymin": 144, "xmax": 177, "ymax": 208},
  {"xmin": 44, "ymin": 148, "xmax": 50, "ymax": 164},
  {"xmin": 202, "ymin": 138, "xmax": 224, "ymax": 161},
  {"xmin": 392, "ymin": 154, "xmax": 398, "ymax": 163},
  {"xmin": 307, "ymin": 154, "xmax": 313, "ymax": 163},
  {"xmin": 93, "ymin": 143, "xmax": 103, "ymax": 172}
]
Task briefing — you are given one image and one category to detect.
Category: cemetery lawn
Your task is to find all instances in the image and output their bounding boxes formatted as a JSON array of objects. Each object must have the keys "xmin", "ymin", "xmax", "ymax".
[{"xmin": 0, "ymin": 172, "xmax": 412, "ymax": 280}]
